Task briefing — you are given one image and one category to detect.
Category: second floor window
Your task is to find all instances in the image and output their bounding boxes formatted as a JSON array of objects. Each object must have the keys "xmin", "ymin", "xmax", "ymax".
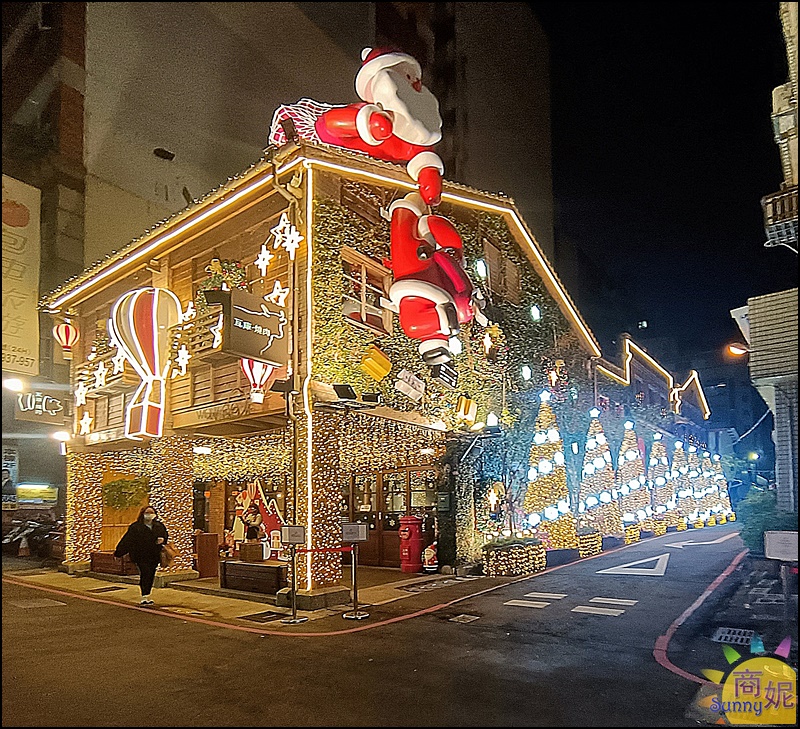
[
  {"xmin": 483, "ymin": 238, "xmax": 521, "ymax": 305},
  {"xmin": 341, "ymin": 247, "xmax": 392, "ymax": 336}
]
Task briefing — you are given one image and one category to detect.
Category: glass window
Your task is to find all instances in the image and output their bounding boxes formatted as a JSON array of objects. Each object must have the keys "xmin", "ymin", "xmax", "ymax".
[
  {"xmin": 341, "ymin": 247, "xmax": 392, "ymax": 335},
  {"xmin": 383, "ymin": 471, "xmax": 407, "ymax": 514}
]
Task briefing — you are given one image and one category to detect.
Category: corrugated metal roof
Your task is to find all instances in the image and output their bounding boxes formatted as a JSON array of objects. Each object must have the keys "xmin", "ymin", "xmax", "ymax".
[{"xmin": 747, "ymin": 288, "xmax": 798, "ymax": 379}]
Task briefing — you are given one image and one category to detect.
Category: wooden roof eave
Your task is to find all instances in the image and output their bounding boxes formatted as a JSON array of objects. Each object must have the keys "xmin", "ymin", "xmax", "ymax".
[{"xmin": 38, "ymin": 143, "xmax": 305, "ymax": 314}]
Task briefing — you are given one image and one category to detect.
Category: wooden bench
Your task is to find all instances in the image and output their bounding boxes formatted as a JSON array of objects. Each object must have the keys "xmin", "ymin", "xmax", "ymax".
[
  {"xmin": 90, "ymin": 551, "xmax": 139, "ymax": 575},
  {"xmin": 219, "ymin": 559, "xmax": 288, "ymax": 595}
]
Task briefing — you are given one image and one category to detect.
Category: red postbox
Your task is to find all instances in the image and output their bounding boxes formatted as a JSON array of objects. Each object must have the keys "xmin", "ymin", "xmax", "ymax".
[{"xmin": 398, "ymin": 515, "xmax": 424, "ymax": 573}]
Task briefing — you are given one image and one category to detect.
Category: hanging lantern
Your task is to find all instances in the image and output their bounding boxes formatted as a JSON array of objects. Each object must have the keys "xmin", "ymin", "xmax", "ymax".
[
  {"xmin": 53, "ymin": 321, "xmax": 80, "ymax": 360},
  {"xmin": 240, "ymin": 358, "xmax": 274, "ymax": 403},
  {"xmin": 360, "ymin": 344, "xmax": 392, "ymax": 381},
  {"xmin": 109, "ymin": 287, "xmax": 181, "ymax": 440}
]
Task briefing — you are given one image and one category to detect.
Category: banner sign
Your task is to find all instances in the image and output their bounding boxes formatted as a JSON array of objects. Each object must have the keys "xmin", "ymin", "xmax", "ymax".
[
  {"xmin": 2, "ymin": 175, "xmax": 41, "ymax": 376},
  {"xmin": 204, "ymin": 289, "xmax": 288, "ymax": 367}
]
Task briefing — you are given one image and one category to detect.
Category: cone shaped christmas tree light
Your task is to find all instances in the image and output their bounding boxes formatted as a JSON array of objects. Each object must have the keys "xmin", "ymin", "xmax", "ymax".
[
  {"xmin": 671, "ymin": 441, "xmax": 692, "ymax": 527},
  {"xmin": 616, "ymin": 420, "xmax": 650, "ymax": 527},
  {"xmin": 578, "ymin": 408, "xmax": 622, "ymax": 536},
  {"xmin": 685, "ymin": 445, "xmax": 703, "ymax": 524},
  {"xmin": 523, "ymin": 390, "xmax": 577, "ymax": 549},
  {"xmin": 711, "ymin": 454, "xmax": 734, "ymax": 519},
  {"xmin": 648, "ymin": 433, "xmax": 679, "ymax": 528}
]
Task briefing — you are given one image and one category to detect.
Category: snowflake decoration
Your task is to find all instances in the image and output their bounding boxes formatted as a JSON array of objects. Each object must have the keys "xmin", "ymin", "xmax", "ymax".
[
  {"xmin": 264, "ymin": 280, "xmax": 290, "ymax": 308},
  {"xmin": 270, "ymin": 212, "xmax": 303, "ymax": 260},
  {"xmin": 254, "ymin": 243, "xmax": 275, "ymax": 277},
  {"xmin": 173, "ymin": 345, "xmax": 191, "ymax": 377}
]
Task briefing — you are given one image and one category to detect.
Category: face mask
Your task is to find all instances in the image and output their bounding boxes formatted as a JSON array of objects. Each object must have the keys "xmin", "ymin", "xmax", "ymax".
[{"xmin": 143, "ymin": 514, "xmax": 155, "ymax": 522}]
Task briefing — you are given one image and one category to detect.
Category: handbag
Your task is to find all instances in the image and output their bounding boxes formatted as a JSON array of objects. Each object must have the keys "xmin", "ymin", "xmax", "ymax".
[{"xmin": 159, "ymin": 542, "xmax": 179, "ymax": 569}]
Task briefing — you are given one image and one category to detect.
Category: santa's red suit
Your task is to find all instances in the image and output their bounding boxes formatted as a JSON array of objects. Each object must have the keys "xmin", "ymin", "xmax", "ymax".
[
  {"xmin": 271, "ymin": 48, "xmax": 445, "ymax": 206},
  {"xmin": 268, "ymin": 48, "xmax": 488, "ymax": 364},
  {"xmin": 388, "ymin": 193, "xmax": 479, "ymax": 365}
]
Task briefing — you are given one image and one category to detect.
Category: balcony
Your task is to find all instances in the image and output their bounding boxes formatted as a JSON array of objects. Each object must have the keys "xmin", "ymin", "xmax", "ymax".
[{"xmin": 761, "ymin": 185, "xmax": 798, "ymax": 251}]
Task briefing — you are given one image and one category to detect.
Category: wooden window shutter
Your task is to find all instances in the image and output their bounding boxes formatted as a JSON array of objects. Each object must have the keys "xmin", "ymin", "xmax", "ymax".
[
  {"xmin": 482, "ymin": 238, "xmax": 503, "ymax": 296},
  {"xmin": 504, "ymin": 259, "xmax": 521, "ymax": 305}
]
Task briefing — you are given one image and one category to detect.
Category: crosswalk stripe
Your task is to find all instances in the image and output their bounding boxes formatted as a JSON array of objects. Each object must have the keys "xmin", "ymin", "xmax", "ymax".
[
  {"xmin": 503, "ymin": 599, "xmax": 550, "ymax": 609},
  {"xmin": 589, "ymin": 597, "xmax": 638, "ymax": 606},
  {"xmin": 524, "ymin": 592, "xmax": 567, "ymax": 600},
  {"xmin": 572, "ymin": 605, "xmax": 626, "ymax": 616}
]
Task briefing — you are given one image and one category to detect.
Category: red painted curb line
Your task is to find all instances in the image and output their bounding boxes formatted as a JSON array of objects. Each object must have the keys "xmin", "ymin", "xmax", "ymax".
[{"xmin": 652, "ymin": 548, "xmax": 749, "ymax": 685}]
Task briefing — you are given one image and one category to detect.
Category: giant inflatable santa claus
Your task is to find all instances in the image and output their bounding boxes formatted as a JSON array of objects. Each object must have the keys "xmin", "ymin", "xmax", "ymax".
[{"xmin": 270, "ymin": 48, "xmax": 487, "ymax": 365}]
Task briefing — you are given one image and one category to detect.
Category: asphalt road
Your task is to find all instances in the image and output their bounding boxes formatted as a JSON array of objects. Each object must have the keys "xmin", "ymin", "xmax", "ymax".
[{"xmin": 2, "ymin": 525, "xmax": 745, "ymax": 727}]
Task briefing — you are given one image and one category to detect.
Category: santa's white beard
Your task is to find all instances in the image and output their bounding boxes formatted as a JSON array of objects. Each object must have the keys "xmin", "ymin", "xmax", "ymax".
[{"xmin": 370, "ymin": 68, "xmax": 442, "ymax": 146}]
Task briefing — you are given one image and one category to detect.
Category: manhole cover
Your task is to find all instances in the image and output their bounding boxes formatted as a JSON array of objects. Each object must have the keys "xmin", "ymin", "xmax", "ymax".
[
  {"xmin": 87, "ymin": 586, "xmax": 126, "ymax": 593},
  {"xmin": 449, "ymin": 614, "xmax": 481, "ymax": 624},
  {"xmin": 712, "ymin": 627, "xmax": 755, "ymax": 645},
  {"xmin": 237, "ymin": 610, "xmax": 285, "ymax": 623},
  {"xmin": 7, "ymin": 599, "xmax": 67, "ymax": 608}
]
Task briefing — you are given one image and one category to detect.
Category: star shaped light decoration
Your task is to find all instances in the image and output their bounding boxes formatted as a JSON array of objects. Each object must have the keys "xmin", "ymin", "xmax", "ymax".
[
  {"xmin": 264, "ymin": 280, "xmax": 290, "ymax": 308},
  {"xmin": 74, "ymin": 380, "xmax": 89, "ymax": 407},
  {"xmin": 78, "ymin": 411, "xmax": 93, "ymax": 435},
  {"xmin": 209, "ymin": 312, "xmax": 224, "ymax": 349},
  {"xmin": 270, "ymin": 212, "xmax": 303, "ymax": 260},
  {"xmin": 173, "ymin": 344, "xmax": 191, "ymax": 377},
  {"xmin": 93, "ymin": 360, "xmax": 108, "ymax": 389},
  {"xmin": 111, "ymin": 349, "xmax": 127, "ymax": 375},
  {"xmin": 254, "ymin": 243, "xmax": 275, "ymax": 277}
]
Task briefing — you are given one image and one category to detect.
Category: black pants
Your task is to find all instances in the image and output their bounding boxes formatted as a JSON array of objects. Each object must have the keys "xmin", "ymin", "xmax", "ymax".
[{"xmin": 137, "ymin": 560, "xmax": 158, "ymax": 596}]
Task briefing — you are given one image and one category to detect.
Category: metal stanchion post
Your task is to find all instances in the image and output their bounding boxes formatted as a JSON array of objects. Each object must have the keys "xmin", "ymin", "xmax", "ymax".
[
  {"xmin": 281, "ymin": 544, "xmax": 308, "ymax": 625},
  {"xmin": 343, "ymin": 543, "xmax": 369, "ymax": 620}
]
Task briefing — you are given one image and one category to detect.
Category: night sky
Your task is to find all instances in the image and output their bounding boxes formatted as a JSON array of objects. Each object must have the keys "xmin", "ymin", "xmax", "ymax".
[{"xmin": 530, "ymin": 2, "xmax": 797, "ymax": 362}]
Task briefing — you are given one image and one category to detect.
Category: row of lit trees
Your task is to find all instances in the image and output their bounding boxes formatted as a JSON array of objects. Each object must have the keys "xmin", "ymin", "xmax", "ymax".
[{"xmin": 515, "ymin": 392, "xmax": 733, "ymax": 546}]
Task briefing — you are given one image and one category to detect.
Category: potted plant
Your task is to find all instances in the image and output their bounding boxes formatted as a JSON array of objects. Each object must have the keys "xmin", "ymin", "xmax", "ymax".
[
  {"xmin": 577, "ymin": 526, "xmax": 602, "ymax": 557},
  {"xmin": 482, "ymin": 535, "xmax": 545, "ymax": 577}
]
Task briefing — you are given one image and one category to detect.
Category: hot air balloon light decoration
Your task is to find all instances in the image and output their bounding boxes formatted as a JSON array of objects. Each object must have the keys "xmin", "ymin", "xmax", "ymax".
[
  {"xmin": 108, "ymin": 287, "xmax": 181, "ymax": 440},
  {"xmin": 53, "ymin": 320, "xmax": 80, "ymax": 360},
  {"xmin": 240, "ymin": 358, "xmax": 275, "ymax": 403}
]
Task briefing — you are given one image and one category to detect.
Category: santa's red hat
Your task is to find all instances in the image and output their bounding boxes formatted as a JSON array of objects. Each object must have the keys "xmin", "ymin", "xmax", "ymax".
[{"xmin": 356, "ymin": 47, "xmax": 421, "ymax": 101}]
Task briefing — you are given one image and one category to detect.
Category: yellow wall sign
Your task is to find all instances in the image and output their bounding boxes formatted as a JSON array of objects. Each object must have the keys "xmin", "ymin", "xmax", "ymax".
[{"xmin": 17, "ymin": 485, "xmax": 58, "ymax": 504}]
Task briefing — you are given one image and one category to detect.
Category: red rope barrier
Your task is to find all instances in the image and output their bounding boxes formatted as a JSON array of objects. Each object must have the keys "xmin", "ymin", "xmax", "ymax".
[{"xmin": 295, "ymin": 546, "xmax": 353, "ymax": 554}]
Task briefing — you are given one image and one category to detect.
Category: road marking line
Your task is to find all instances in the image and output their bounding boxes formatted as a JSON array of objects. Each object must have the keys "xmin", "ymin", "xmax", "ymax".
[
  {"xmin": 572, "ymin": 605, "xmax": 626, "ymax": 616},
  {"xmin": 589, "ymin": 597, "xmax": 638, "ymax": 606},
  {"xmin": 503, "ymin": 599, "xmax": 550, "ymax": 609},
  {"xmin": 523, "ymin": 592, "xmax": 567, "ymax": 600},
  {"xmin": 596, "ymin": 553, "xmax": 670, "ymax": 576}
]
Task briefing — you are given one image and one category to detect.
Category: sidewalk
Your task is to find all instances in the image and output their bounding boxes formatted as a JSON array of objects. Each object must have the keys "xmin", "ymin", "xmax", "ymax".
[
  {"xmin": 677, "ymin": 554, "xmax": 798, "ymax": 725},
  {"xmin": 2, "ymin": 555, "xmax": 495, "ymax": 628}
]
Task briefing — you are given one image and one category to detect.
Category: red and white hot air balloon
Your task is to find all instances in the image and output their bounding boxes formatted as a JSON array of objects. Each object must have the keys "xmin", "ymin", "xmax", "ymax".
[
  {"xmin": 240, "ymin": 358, "xmax": 274, "ymax": 403},
  {"xmin": 109, "ymin": 287, "xmax": 181, "ymax": 439},
  {"xmin": 53, "ymin": 321, "xmax": 80, "ymax": 360}
]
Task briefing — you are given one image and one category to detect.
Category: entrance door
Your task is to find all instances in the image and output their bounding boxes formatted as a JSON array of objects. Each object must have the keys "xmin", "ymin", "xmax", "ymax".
[{"xmin": 344, "ymin": 468, "xmax": 436, "ymax": 568}]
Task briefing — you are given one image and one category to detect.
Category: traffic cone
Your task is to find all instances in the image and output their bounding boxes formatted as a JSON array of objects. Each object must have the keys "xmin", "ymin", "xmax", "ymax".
[{"xmin": 18, "ymin": 536, "xmax": 30, "ymax": 557}]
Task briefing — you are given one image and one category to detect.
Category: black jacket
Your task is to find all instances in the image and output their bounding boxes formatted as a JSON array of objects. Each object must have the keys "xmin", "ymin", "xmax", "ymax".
[{"xmin": 114, "ymin": 519, "xmax": 169, "ymax": 565}]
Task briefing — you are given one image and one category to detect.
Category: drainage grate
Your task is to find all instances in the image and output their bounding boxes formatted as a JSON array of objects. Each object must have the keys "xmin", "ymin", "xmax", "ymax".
[
  {"xmin": 237, "ymin": 610, "xmax": 285, "ymax": 623},
  {"xmin": 755, "ymin": 594, "xmax": 785, "ymax": 605},
  {"xmin": 712, "ymin": 627, "xmax": 755, "ymax": 645},
  {"xmin": 449, "ymin": 614, "xmax": 481, "ymax": 624},
  {"xmin": 87, "ymin": 586, "xmax": 126, "ymax": 593}
]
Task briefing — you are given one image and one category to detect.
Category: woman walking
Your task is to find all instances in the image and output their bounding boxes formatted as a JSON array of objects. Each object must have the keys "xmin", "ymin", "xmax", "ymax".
[{"xmin": 114, "ymin": 505, "xmax": 169, "ymax": 605}]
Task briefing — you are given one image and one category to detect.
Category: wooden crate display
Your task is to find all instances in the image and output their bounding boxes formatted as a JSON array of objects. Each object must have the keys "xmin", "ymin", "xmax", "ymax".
[
  {"xmin": 90, "ymin": 551, "xmax": 139, "ymax": 575},
  {"xmin": 219, "ymin": 559, "xmax": 288, "ymax": 594}
]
